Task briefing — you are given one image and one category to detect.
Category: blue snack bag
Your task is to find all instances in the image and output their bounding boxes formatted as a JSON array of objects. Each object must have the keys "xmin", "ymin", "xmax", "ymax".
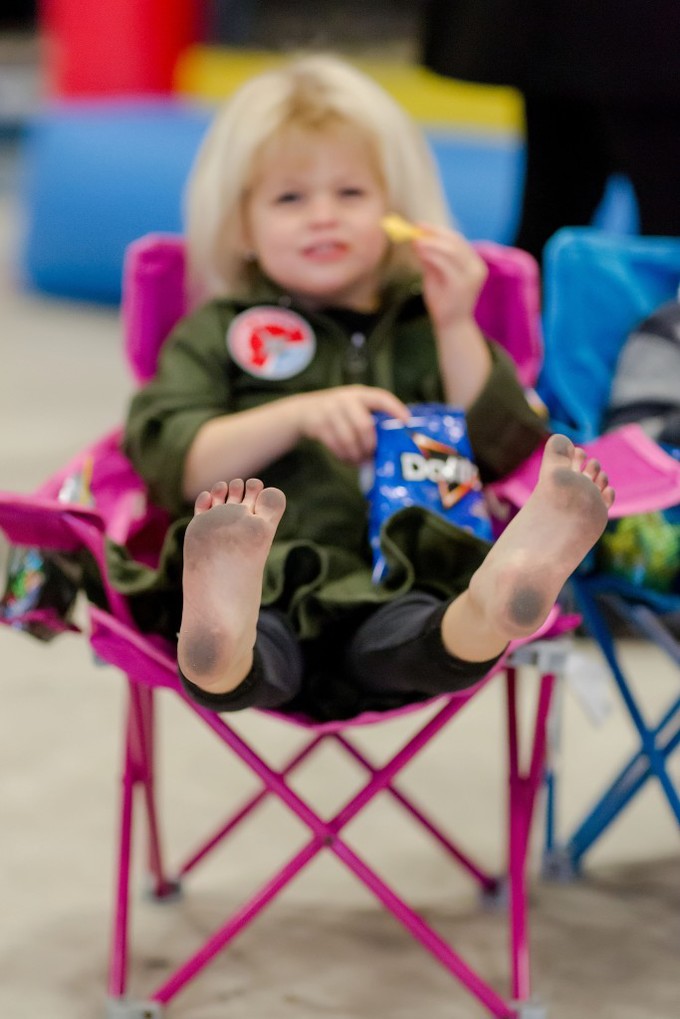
[{"xmin": 368, "ymin": 404, "xmax": 493, "ymax": 583}]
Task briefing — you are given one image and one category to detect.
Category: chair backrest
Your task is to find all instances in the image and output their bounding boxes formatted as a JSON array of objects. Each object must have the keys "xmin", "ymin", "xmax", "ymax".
[
  {"xmin": 122, "ymin": 233, "xmax": 543, "ymax": 387},
  {"xmin": 539, "ymin": 228, "xmax": 680, "ymax": 442},
  {"xmin": 123, "ymin": 233, "xmax": 188, "ymax": 384}
]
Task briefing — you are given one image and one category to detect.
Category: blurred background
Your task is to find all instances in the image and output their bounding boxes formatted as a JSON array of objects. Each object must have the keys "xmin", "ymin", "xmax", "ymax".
[
  {"xmin": 0, "ymin": 5, "xmax": 677, "ymax": 1019},
  {"xmin": 0, "ymin": 0, "xmax": 636, "ymax": 305}
]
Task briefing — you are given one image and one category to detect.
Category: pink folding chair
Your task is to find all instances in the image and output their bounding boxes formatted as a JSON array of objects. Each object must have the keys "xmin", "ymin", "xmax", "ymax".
[{"xmin": 0, "ymin": 235, "xmax": 580, "ymax": 1019}]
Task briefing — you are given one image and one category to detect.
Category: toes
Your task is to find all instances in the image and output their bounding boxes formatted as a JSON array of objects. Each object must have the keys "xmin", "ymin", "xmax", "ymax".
[
  {"xmin": 595, "ymin": 470, "xmax": 609, "ymax": 492},
  {"xmin": 603, "ymin": 485, "xmax": 616, "ymax": 509},
  {"xmin": 546, "ymin": 433, "xmax": 574, "ymax": 460},
  {"xmin": 242, "ymin": 478, "xmax": 264, "ymax": 510},
  {"xmin": 193, "ymin": 478, "xmax": 284, "ymax": 526},
  {"xmin": 225, "ymin": 479, "xmax": 245, "ymax": 504},
  {"xmin": 582, "ymin": 461, "xmax": 611, "ymax": 497},
  {"xmin": 573, "ymin": 446, "xmax": 587, "ymax": 471},
  {"xmin": 254, "ymin": 486, "xmax": 287, "ymax": 524},
  {"xmin": 582, "ymin": 458, "xmax": 601, "ymax": 482},
  {"xmin": 208, "ymin": 481, "xmax": 229, "ymax": 506},
  {"xmin": 194, "ymin": 490, "xmax": 213, "ymax": 516}
]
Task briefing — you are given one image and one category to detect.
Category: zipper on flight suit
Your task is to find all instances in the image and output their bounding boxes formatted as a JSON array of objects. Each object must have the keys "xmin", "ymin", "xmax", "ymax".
[{"xmin": 344, "ymin": 332, "xmax": 368, "ymax": 383}]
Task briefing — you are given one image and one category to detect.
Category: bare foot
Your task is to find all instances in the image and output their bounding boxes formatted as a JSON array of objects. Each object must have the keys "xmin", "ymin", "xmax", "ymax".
[
  {"xmin": 177, "ymin": 479, "xmax": 286, "ymax": 694},
  {"xmin": 465, "ymin": 434, "xmax": 615, "ymax": 643}
]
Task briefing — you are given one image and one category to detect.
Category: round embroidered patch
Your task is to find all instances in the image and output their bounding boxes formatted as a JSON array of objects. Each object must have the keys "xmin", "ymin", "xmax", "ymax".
[{"xmin": 226, "ymin": 306, "xmax": 316, "ymax": 380}]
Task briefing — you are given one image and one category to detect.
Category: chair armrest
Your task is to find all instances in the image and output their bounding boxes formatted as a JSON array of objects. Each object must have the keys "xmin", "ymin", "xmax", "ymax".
[{"xmin": 490, "ymin": 424, "xmax": 680, "ymax": 519}]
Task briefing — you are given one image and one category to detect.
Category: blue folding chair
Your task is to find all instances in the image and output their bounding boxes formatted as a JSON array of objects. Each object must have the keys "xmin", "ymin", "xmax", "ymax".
[{"xmin": 537, "ymin": 227, "xmax": 680, "ymax": 876}]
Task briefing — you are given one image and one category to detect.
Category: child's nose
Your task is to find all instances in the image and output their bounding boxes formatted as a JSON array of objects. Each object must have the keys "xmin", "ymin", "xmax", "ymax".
[{"xmin": 308, "ymin": 194, "xmax": 339, "ymax": 224}]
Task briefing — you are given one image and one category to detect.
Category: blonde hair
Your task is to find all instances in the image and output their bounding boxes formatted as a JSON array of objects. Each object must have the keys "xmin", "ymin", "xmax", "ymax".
[{"xmin": 184, "ymin": 54, "xmax": 452, "ymax": 304}]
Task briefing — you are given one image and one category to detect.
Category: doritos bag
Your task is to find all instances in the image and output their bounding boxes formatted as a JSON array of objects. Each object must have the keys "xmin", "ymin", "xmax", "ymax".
[{"xmin": 368, "ymin": 404, "xmax": 493, "ymax": 583}]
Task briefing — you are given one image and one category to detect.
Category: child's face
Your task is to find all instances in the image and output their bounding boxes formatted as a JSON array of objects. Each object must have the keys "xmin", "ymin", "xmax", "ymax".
[{"xmin": 243, "ymin": 125, "xmax": 390, "ymax": 311}]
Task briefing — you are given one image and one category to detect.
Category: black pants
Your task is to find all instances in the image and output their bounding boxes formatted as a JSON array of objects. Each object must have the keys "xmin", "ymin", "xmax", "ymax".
[
  {"xmin": 515, "ymin": 94, "xmax": 680, "ymax": 263},
  {"xmin": 179, "ymin": 592, "xmax": 503, "ymax": 717}
]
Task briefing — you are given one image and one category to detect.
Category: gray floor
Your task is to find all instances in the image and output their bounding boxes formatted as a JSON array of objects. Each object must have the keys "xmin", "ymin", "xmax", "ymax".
[{"xmin": 1, "ymin": 169, "xmax": 679, "ymax": 1018}]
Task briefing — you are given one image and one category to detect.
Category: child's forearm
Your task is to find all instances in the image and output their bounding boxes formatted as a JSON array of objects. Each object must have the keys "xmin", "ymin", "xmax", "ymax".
[
  {"xmin": 411, "ymin": 224, "xmax": 494, "ymax": 407},
  {"xmin": 181, "ymin": 384, "xmax": 411, "ymax": 501},
  {"xmin": 435, "ymin": 318, "xmax": 493, "ymax": 410},
  {"xmin": 182, "ymin": 398, "xmax": 304, "ymax": 502}
]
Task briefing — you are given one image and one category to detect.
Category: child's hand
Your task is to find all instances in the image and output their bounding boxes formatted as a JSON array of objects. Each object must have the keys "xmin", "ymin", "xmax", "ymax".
[
  {"xmin": 412, "ymin": 227, "xmax": 487, "ymax": 333},
  {"xmin": 295, "ymin": 385, "xmax": 410, "ymax": 465}
]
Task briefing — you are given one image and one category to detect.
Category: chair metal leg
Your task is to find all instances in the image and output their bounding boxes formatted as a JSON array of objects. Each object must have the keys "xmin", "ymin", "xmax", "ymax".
[
  {"xmin": 130, "ymin": 684, "xmax": 178, "ymax": 899},
  {"xmin": 506, "ymin": 666, "xmax": 556, "ymax": 1005},
  {"xmin": 108, "ymin": 681, "xmax": 175, "ymax": 1004},
  {"xmin": 108, "ymin": 688, "xmax": 138, "ymax": 1000},
  {"xmin": 541, "ymin": 677, "xmax": 577, "ymax": 880},
  {"xmin": 545, "ymin": 579, "xmax": 680, "ymax": 872}
]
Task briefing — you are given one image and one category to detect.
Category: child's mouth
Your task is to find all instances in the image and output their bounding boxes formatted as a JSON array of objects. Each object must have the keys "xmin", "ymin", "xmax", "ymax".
[{"xmin": 303, "ymin": 241, "xmax": 347, "ymax": 261}]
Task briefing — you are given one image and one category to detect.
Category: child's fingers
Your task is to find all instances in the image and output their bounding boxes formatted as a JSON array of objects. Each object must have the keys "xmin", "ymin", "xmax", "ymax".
[
  {"xmin": 320, "ymin": 407, "xmax": 374, "ymax": 463},
  {"xmin": 415, "ymin": 246, "xmax": 467, "ymax": 296},
  {"xmin": 414, "ymin": 233, "xmax": 486, "ymax": 277},
  {"xmin": 356, "ymin": 386, "xmax": 410, "ymax": 422},
  {"xmin": 416, "ymin": 244, "xmax": 488, "ymax": 303},
  {"xmin": 326, "ymin": 389, "xmax": 409, "ymax": 462},
  {"xmin": 412, "ymin": 224, "xmax": 469, "ymax": 248},
  {"xmin": 304, "ymin": 387, "xmax": 411, "ymax": 463},
  {"xmin": 343, "ymin": 402, "xmax": 381, "ymax": 460}
]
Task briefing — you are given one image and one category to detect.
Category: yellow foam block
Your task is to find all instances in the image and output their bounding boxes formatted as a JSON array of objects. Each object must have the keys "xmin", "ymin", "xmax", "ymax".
[{"xmin": 175, "ymin": 47, "xmax": 523, "ymax": 134}]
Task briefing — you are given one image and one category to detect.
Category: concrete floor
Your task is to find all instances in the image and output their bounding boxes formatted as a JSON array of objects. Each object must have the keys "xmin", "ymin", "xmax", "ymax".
[{"xmin": 1, "ymin": 159, "xmax": 679, "ymax": 1018}]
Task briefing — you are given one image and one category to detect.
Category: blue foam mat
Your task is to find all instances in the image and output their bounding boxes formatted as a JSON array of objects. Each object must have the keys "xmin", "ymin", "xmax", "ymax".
[
  {"xmin": 18, "ymin": 101, "xmax": 639, "ymax": 304},
  {"xmin": 20, "ymin": 103, "xmax": 209, "ymax": 303}
]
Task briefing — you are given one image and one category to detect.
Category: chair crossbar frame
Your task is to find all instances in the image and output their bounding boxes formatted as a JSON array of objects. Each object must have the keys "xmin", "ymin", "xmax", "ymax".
[
  {"xmin": 334, "ymin": 731, "xmax": 499, "ymax": 891},
  {"xmin": 91, "ymin": 606, "xmax": 556, "ymax": 1018}
]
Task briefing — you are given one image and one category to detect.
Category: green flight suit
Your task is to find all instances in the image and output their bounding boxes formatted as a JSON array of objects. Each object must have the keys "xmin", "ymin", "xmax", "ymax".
[{"xmin": 111, "ymin": 277, "xmax": 548, "ymax": 649}]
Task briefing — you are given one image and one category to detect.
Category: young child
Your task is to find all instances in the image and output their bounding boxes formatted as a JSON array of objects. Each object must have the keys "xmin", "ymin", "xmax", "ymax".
[{"xmin": 123, "ymin": 54, "xmax": 614, "ymax": 720}]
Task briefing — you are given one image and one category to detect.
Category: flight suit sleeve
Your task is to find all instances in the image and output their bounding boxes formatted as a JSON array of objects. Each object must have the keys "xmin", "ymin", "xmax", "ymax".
[
  {"xmin": 466, "ymin": 342, "xmax": 549, "ymax": 482},
  {"xmin": 124, "ymin": 303, "xmax": 234, "ymax": 516}
]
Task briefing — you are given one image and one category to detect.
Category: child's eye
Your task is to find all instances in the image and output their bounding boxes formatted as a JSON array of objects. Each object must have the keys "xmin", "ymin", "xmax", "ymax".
[
  {"xmin": 275, "ymin": 191, "xmax": 302, "ymax": 204},
  {"xmin": 339, "ymin": 187, "xmax": 364, "ymax": 198}
]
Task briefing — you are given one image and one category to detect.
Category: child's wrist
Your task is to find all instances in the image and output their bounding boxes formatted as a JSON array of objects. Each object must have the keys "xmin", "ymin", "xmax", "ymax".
[
  {"xmin": 278, "ymin": 392, "xmax": 308, "ymax": 442},
  {"xmin": 434, "ymin": 313, "xmax": 479, "ymax": 341}
]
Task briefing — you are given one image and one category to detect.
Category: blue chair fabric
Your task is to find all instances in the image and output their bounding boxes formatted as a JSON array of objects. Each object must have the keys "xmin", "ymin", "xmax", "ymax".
[{"xmin": 539, "ymin": 228, "xmax": 680, "ymax": 875}]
